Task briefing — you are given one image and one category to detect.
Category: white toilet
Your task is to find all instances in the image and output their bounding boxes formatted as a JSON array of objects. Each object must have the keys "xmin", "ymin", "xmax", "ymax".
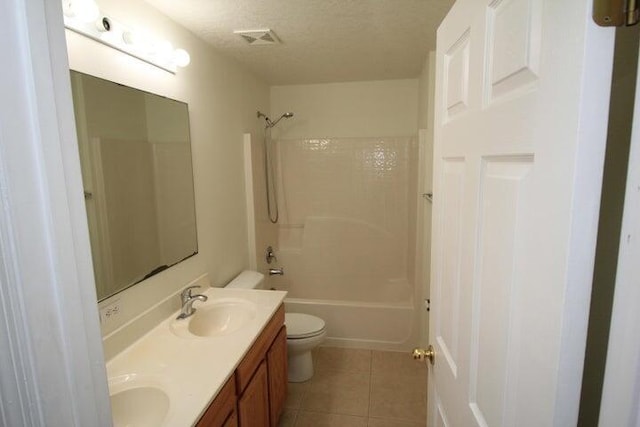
[
  {"xmin": 226, "ymin": 271, "xmax": 326, "ymax": 383},
  {"xmin": 284, "ymin": 312, "xmax": 326, "ymax": 382}
]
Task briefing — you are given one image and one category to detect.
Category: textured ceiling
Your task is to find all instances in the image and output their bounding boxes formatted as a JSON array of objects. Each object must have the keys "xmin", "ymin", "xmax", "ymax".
[{"xmin": 144, "ymin": 0, "xmax": 454, "ymax": 85}]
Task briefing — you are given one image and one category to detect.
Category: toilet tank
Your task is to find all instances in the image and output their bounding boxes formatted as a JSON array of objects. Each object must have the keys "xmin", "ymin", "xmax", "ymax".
[{"xmin": 225, "ymin": 270, "xmax": 265, "ymax": 289}]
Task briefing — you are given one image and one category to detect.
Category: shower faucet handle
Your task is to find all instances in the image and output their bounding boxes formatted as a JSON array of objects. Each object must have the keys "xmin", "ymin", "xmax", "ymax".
[{"xmin": 266, "ymin": 246, "xmax": 277, "ymax": 264}]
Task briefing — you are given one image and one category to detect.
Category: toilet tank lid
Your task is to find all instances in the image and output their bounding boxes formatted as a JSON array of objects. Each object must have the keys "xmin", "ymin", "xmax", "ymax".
[
  {"xmin": 225, "ymin": 270, "xmax": 265, "ymax": 289},
  {"xmin": 285, "ymin": 313, "xmax": 325, "ymax": 337}
]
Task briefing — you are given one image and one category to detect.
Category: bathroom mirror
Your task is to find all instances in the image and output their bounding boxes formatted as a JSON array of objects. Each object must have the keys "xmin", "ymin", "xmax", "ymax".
[{"xmin": 69, "ymin": 71, "xmax": 198, "ymax": 301}]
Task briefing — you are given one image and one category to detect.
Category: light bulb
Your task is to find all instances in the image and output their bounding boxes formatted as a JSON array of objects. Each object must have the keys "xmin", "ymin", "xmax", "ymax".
[
  {"xmin": 69, "ymin": 0, "xmax": 100, "ymax": 24},
  {"xmin": 129, "ymin": 30, "xmax": 153, "ymax": 53},
  {"xmin": 62, "ymin": 0, "xmax": 75, "ymax": 17},
  {"xmin": 122, "ymin": 31, "xmax": 138, "ymax": 46},
  {"xmin": 173, "ymin": 49, "xmax": 191, "ymax": 67},
  {"xmin": 153, "ymin": 40, "xmax": 173, "ymax": 62}
]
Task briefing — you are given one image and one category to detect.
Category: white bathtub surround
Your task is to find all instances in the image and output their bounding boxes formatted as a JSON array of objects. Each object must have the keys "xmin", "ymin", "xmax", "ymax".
[
  {"xmin": 256, "ymin": 81, "xmax": 423, "ymax": 351},
  {"xmin": 274, "ymin": 137, "xmax": 415, "ymax": 301},
  {"xmin": 105, "ymin": 285, "xmax": 286, "ymax": 426},
  {"xmin": 285, "ymin": 298, "xmax": 414, "ymax": 351},
  {"xmin": 269, "ymin": 136, "xmax": 419, "ymax": 350}
]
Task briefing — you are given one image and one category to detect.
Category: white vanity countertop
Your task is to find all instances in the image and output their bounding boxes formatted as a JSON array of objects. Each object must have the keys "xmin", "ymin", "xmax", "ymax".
[{"xmin": 106, "ymin": 287, "xmax": 287, "ymax": 427}]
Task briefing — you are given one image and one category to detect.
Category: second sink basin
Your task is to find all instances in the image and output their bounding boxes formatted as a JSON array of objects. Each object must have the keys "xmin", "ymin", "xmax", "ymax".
[
  {"xmin": 172, "ymin": 298, "xmax": 257, "ymax": 338},
  {"xmin": 110, "ymin": 383, "xmax": 170, "ymax": 427}
]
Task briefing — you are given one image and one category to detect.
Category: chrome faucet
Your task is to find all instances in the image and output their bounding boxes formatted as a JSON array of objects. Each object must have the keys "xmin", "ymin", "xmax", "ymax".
[{"xmin": 177, "ymin": 285, "xmax": 208, "ymax": 319}]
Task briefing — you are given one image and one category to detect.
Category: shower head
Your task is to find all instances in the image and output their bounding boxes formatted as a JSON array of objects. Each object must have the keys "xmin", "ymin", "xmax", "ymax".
[
  {"xmin": 257, "ymin": 110, "xmax": 294, "ymax": 128},
  {"xmin": 269, "ymin": 112, "xmax": 293, "ymax": 127}
]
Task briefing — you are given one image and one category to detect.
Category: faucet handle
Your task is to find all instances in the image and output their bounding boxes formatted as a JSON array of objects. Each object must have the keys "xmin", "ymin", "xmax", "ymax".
[
  {"xmin": 268, "ymin": 268, "xmax": 284, "ymax": 276},
  {"xmin": 266, "ymin": 246, "xmax": 278, "ymax": 264},
  {"xmin": 181, "ymin": 285, "xmax": 201, "ymax": 302}
]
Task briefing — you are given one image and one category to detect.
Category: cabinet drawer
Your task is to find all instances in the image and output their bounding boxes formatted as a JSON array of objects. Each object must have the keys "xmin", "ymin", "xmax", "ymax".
[{"xmin": 235, "ymin": 305, "xmax": 284, "ymax": 392}]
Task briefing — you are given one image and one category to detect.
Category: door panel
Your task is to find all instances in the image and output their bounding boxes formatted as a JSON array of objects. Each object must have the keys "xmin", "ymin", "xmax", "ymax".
[
  {"xmin": 469, "ymin": 157, "xmax": 532, "ymax": 427},
  {"xmin": 434, "ymin": 158, "xmax": 465, "ymax": 377},
  {"xmin": 444, "ymin": 33, "xmax": 471, "ymax": 120},
  {"xmin": 485, "ymin": 0, "xmax": 541, "ymax": 103},
  {"xmin": 429, "ymin": 0, "xmax": 614, "ymax": 426}
]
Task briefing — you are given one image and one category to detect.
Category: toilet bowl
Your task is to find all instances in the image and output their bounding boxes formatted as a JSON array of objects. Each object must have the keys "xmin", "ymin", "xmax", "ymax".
[{"xmin": 285, "ymin": 313, "xmax": 326, "ymax": 382}]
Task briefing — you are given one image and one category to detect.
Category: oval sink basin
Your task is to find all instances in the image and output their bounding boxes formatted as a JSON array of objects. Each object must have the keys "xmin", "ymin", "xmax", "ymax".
[
  {"xmin": 186, "ymin": 298, "xmax": 257, "ymax": 338},
  {"xmin": 111, "ymin": 386, "xmax": 169, "ymax": 427}
]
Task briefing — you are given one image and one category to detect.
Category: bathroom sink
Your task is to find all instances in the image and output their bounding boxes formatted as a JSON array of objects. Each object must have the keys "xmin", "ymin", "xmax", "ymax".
[
  {"xmin": 110, "ymin": 385, "xmax": 170, "ymax": 427},
  {"xmin": 188, "ymin": 298, "xmax": 257, "ymax": 337},
  {"xmin": 172, "ymin": 298, "xmax": 257, "ymax": 338}
]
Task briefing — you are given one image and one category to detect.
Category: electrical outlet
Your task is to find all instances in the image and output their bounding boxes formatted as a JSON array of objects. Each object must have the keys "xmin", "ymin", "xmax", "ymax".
[{"xmin": 99, "ymin": 300, "xmax": 121, "ymax": 325}]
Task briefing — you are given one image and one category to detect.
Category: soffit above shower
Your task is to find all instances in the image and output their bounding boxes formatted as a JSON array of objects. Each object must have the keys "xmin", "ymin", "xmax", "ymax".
[{"xmin": 142, "ymin": 0, "xmax": 454, "ymax": 85}]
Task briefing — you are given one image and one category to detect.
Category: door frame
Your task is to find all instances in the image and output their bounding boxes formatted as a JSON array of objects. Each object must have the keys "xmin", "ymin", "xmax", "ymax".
[
  {"xmin": 0, "ymin": 0, "xmax": 110, "ymax": 424},
  {"xmin": 598, "ymin": 41, "xmax": 640, "ymax": 426}
]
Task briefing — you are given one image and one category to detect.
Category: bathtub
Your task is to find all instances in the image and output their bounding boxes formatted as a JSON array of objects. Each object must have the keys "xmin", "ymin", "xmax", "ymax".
[{"xmin": 284, "ymin": 297, "xmax": 419, "ymax": 352}]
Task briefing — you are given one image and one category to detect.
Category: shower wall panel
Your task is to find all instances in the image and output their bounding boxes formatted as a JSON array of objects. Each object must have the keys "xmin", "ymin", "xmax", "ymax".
[{"xmin": 273, "ymin": 137, "xmax": 417, "ymax": 304}]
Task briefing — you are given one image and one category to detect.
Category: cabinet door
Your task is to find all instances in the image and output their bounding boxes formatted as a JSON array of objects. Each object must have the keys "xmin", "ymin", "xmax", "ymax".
[
  {"xmin": 238, "ymin": 361, "xmax": 270, "ymax": 427},
  {"xmin": 267, "ymin": 327, "xmax": 287, "ymax": 426},
  {"xmin": 196, "ymin": 376, "xmax": 237, "ymax": 427},
  {"xmin": 222, "ymin": 409, "xmax": 238, "ymax": 427}
]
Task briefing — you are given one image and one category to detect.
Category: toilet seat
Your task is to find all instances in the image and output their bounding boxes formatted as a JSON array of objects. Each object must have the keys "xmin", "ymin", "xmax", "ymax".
[{"xmin": 285, "ymin": 313, "xmax": 325, "ymax": 339}]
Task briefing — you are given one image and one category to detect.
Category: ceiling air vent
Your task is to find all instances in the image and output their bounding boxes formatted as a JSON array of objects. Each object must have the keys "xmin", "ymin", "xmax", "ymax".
[{"xmin": 234, "ymin": 29, "xmax": 281, "ymax": 45}]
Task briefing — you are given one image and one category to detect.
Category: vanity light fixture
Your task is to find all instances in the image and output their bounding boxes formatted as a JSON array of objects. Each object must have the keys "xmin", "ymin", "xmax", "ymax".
[{"xmin": 62, "ymin": 0, "xmax": 191, "ymax": 73}]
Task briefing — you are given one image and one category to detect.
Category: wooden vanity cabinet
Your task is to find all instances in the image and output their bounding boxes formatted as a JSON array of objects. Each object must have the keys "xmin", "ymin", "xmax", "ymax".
[
  {"xmin": 196, "ymin": 375, "xmax": 237, "ymax": 427},
  {"xmin": 197, "ymin": 305, "xmax": 287, "ymax": 427},
  {"xmin": 266, "ymin": 327, "xmax": 287, "ymax": 426}
]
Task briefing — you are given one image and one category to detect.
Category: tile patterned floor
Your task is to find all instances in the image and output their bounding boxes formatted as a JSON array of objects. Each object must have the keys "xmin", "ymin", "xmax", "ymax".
[{"xmin": 278, "ymin": 347, "xmax": 428, "ymax": 427}]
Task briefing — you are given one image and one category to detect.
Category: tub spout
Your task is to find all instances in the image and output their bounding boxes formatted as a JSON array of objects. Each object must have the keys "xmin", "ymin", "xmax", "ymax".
[{"xmin": 269, "ymin": 268, "xmax": 284, "ymax": 276}]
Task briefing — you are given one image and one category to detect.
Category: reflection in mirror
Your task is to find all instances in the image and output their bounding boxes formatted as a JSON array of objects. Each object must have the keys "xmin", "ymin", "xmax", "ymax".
[{"xmin": 70, "ymin": 71, "xmax": 198, "ymax": 301}]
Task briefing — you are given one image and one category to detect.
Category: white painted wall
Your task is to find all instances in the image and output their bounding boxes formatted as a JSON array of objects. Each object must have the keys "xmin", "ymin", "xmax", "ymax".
[
  {"xmin": 270, "ymin": 79, "xmax": 419, "ymax": 139},
  {"xmin": 418, "ymin": 52, "xmax": 436, "ymax": 130},
  {"xmin": 65, "ymin": 0, "xmax": 270, "ymax": 345}
]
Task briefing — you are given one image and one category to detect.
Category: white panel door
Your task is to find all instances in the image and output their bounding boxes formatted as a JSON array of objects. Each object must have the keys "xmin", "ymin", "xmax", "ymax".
[{"xmin": 428, "ymin": 0, "xmax": 614, "ymax": 426}]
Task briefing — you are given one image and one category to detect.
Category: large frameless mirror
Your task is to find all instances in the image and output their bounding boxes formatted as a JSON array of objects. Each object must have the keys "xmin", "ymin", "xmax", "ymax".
[{"xmin": 70, "ymin": 71, "xmax": 198, "ymax": 301}]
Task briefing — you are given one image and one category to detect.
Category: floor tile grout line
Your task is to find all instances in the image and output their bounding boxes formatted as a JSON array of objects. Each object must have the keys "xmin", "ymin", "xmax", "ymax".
[
  {"xmin": 297, "ymin": 381, "xmax": 309, "ymax": 412},
  {"xmin": 368, "ymin": 414, "xmax": 428, "ymax": 424}
]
